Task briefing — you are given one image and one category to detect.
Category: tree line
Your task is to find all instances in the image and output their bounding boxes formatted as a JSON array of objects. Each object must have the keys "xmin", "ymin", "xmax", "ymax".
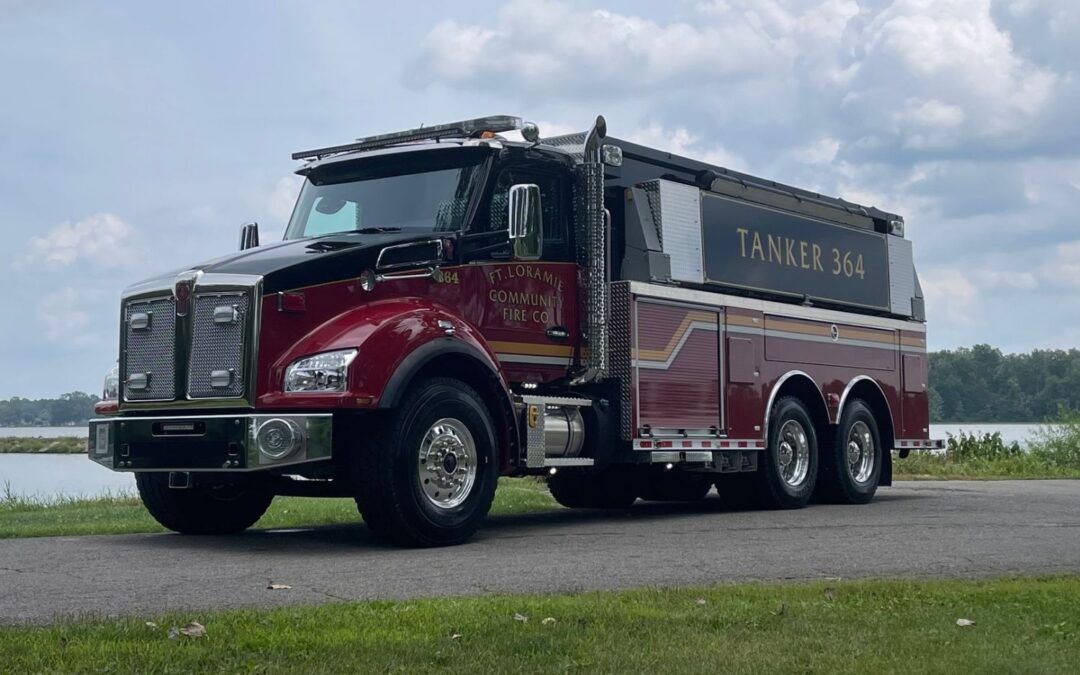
[
  {"xmin": 0, "ymin": 391, "xmax": 100, "ymax": 427},
  {"xmin": 929, "ymin": 345, "xmax": 1080, "ymax": 422},
  {"xmin": 0, "ymin": 345, "xmax": 1076, "ymax": 426}
]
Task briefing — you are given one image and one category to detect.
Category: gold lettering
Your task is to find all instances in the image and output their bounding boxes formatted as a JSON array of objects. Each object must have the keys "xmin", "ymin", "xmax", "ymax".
[
  {"xmin": 768, "ymin": 234, "xmax": 782, "ymax": 264},
  {"xmin": 751, "ymin": 231, "xmax": 765, "ymax": 261},
  {"xmin": 736, "ymin": 228, "xmax": 749, "ymax": 258},
  {"xmin": 800, "ymin": 241, "xmax": 810, "ymax": 269},
  {"xmin": 785, "ymin": 239, "xmax": 796, "ymax": 267},
  {"xmin": 813, "ymin": 244, "xmax": 823, "ymax": 272}
]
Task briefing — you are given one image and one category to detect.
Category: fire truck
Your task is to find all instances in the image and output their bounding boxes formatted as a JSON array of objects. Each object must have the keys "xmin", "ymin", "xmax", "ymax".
[{"xmin": 90, "ymin": 115, "xmax": 941, "ymax": 546}]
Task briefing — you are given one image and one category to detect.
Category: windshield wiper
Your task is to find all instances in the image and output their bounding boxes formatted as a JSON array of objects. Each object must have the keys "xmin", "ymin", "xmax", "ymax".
[{"xmin": 354, "ymin": 227, "xmax": 402, "ymax": 234}]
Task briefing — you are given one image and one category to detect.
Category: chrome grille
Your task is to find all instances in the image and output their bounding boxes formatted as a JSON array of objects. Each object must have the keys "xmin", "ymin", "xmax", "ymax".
[
  {"xmin": 188, "ymin": 293, "xmax": 250, "ymax": 399},
  {"xmin": 123, "ymin": 297, "xmax": 176, "ymax": 401}
]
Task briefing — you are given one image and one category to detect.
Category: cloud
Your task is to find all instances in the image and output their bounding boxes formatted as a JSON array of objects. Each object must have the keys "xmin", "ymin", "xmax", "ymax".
[
  {"xmin": 19, "ymin": 213, "xmax": 141, "ymax": 269},
  {"xmin": 37, "ymin": 287, "xmax": 99, "ymax": 346},
  {"xmin": 623, "ymin": 124, "xmax": 747, "ymax": 172},
  {"xmin": 921, "ymin": 268, "xmax": 980, "ymax": 325}
]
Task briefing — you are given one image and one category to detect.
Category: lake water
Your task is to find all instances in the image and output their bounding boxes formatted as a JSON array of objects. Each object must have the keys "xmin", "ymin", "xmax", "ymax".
[
  {"xmin": 1, "ymin": 426, "xmax": 89, "ymax": 438},
  {"xmin": 0, "ymin": 423, "xmax": 1044, "ymax": 501},
  {"xmin": 1, "ymin": 454, "xmax": 135, "ymax": 500}
]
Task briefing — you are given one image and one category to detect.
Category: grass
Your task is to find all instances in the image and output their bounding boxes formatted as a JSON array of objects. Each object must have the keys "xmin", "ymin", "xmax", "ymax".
[
  {"xmin": 1, "ymin": 576, "xmax": 1077, "ymax": 673},
  {"xmin": 0, "ymin": 436, "xmax": 85, "ymax": 453},
  {"xmin": 0, "ymin": 477, "xmax": 559, "ymax": 539},
  {"xmin": 893, "ymin": 424, "xmax": 1080, "ymax": 480}
]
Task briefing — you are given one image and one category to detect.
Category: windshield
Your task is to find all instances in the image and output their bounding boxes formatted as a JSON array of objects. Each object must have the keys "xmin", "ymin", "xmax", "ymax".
[{"xmin": 285, "ymin": 149, "xmax": 486, "ymax": 239}]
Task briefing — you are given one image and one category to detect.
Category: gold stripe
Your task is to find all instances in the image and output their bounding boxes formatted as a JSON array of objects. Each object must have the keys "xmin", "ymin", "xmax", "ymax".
[
  {"xmin": 765, "ymin": 317, "xmax": 894, "ymax": 344},
  {"xmin": 636, "ymin": 310, "xmax": 716, "ymax": 362},
  {"xmin": 487, "ymin": 341, "xmax": 574, "ymax": 357}
]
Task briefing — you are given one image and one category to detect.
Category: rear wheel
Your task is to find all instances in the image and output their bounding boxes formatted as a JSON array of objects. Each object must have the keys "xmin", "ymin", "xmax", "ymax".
[
  {"xmin": 547, "ymin": 467, "xmax": 638, "ymax": 509},
  {"xmin": 353, "ymin": 377, "xmax": 498, "ymax": 547},
  {"xmin": 817, "ymin": 400, "xmax": 882, "ymax": 504},
  {"xmin": 751, "ymin": 397, "xmax": 819, "ymax": 509},
  {"xmin": 135, "ymin": 473, "xmax": 273, "ymax": 535}
]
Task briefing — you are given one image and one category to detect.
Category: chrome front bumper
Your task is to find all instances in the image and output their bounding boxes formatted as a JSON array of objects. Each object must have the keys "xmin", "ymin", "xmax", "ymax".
[{"xmin": 88, "ymin": 414, "xmax": 332, "ymax": 472}]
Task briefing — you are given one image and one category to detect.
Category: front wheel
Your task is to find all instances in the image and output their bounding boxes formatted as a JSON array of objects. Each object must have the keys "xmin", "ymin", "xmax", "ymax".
[
  {"xmin": 135, "ymin": 473, "xmax": 273, "ymax": 535},
  {"xmin": 353, "ymin": 377, "xmax": 498, "ymax": 547}
]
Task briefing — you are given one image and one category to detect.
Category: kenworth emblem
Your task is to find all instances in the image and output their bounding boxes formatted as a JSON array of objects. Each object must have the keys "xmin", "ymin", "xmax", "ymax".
[{"xmin": 173, "ymin": 270, "xmax": 201, "ymax": 317}]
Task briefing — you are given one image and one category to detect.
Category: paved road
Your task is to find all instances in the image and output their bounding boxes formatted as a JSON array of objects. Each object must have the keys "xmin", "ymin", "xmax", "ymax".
[{"xmin": 2, "ymin": 480, "xmax": 1079, "ymax": 624}]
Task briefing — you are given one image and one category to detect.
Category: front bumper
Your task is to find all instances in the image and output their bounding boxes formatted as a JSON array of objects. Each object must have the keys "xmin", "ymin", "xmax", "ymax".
[{"xmin": 89, "ymin": 414, "xmax": 332, "ymax": 472}]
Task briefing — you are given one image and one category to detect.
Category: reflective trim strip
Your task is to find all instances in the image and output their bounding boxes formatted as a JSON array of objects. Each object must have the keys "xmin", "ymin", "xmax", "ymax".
[
  {"xmin": 628, "ymin": 281, "xmax": 925, "ymax": 333},
  {"xmin": 895, "ymin": 439, "xmax": 944, "ymax": 449},
  {"xmin": 634, "ymin": 438, "xmax": 765, "ymax": 450}
]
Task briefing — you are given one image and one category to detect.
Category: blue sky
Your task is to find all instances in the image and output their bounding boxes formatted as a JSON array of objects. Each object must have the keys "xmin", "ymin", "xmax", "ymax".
[{"xmin": 1, "ymin": 0, "xmax": 1078, "ymax": 399}]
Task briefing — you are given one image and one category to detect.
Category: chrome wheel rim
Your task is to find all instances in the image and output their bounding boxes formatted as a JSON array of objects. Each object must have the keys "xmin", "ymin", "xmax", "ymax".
[
  {"xmin": 845, "ymin": 420, "xmax": 875, "ymax": 485},
  {"xmin": 776, "ymin": 419, "xmax": 811, "ymax": 488},
  {"xmin": 417, "ymin": 418, "xmax": 477, "ymax": 510}
]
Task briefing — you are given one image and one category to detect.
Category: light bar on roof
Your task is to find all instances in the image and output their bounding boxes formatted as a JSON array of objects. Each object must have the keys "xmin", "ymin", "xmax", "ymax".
[{"xmin": 291, "ymin": 115, "xmax": 524, "ymax": 161}]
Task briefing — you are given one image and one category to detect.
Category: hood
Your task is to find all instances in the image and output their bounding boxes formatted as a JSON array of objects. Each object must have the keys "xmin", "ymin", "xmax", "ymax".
[{"xmin": 124, "ymin": 232, "xmax": 438, "ymax": 296}]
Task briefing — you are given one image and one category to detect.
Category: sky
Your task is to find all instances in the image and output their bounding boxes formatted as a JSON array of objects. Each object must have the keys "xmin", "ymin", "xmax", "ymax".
[{"xmin": 1, "ymin": 0, "xmax": 1078, "ymax": 399}]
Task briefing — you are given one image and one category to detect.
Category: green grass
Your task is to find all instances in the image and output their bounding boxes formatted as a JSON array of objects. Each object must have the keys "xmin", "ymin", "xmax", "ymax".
[
  {"xmin": 0, "ymin": 436, "xmax": 85, "ymax": 453},
  {"xmin": 893, "ymin": 426, "xmax": 1080, "ymax": 480},
  {"xmin": 0, "ymin": 477, "xmax": 559, "ymax": 539},
  {"xmin": 1, "ymin": 576, "xmax": 1077, "ymax": 673}
]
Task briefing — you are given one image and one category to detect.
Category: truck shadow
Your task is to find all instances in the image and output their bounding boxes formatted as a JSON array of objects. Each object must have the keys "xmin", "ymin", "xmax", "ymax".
[{"xmin": 128, "ymin": 491, "xmax": 921, "ymax": 554}]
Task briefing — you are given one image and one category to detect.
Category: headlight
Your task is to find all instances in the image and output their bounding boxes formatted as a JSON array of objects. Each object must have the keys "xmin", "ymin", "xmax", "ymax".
[
  {"xmin": 284, "ymin": 349, "xmax": 357, "ymax": 393},
  {"xmin": 102, "ymin": 362, "xmax": 119, "ymax": 401}
]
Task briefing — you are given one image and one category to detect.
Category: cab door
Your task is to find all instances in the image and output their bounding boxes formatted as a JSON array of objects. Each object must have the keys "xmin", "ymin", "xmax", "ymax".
[{"xmin": 458, "ymin": 161, "xmax": 579, "ymax": 385}]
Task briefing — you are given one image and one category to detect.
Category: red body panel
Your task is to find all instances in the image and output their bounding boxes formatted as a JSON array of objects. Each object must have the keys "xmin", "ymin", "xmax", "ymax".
[
  {"xmin": 633, "ymin": 302, "xmax": 721, "ymax": 432},
  {"xmin": 631, "ymin": 293, "xmax": 921, "ymax": 446},
  {"xmin": 254, "ymin": 261, "xmax": 579, "ymax": 409}
]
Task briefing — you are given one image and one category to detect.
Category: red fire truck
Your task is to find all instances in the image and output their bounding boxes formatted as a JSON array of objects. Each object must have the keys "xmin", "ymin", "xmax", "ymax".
[{"xmin": 90, "ymin": 115, "xmax": 941, "ymax": 546}]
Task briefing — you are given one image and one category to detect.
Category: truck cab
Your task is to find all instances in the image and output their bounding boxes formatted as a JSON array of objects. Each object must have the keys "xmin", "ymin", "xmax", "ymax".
[{"xmin": 90, "ymin": 115, "xmax": 940, "ymax": 546}]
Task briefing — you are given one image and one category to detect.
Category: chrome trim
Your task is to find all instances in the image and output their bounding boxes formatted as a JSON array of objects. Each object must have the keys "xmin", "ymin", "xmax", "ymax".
[
  {"xmin": 91, "ymin": 414, "xmax": 332, "ymax": 473},
  {"xmin": 375, "ymin": 239, "xmax": 444, "ymax": 271},
  {"xmin": 762, "ymin": 370, "xmax": 827, "ymax": 439},
  {"xmin": 118, "ymin": 272, "xmax": 263, "ymax": 411},
  {"xmin": 627, "ymin": 281, "xmax": 926, "ymax": 333},
  {"xmin": 837, "ymin": 375, "xmax": 895, "ymax": 431}
]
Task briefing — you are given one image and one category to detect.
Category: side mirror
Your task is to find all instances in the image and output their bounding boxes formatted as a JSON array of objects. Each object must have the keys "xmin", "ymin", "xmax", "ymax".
[
  {"xmin": 507, "ymin": 184, "xmax": 542, "ymax": 260},
  {"xmin": 238, "ymin": 222, "xmax": 260, "ymax": 251}
]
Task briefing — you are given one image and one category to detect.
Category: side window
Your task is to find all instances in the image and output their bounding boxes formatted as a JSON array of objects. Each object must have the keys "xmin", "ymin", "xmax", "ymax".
[{"xmin": 487, "ymin": 168, "xmax": 567, "ymax": 248}]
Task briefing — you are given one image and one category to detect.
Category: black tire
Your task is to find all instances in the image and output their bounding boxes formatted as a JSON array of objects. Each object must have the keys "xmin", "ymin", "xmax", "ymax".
[
  {"xmin": 353, "ymin": 377, "xmax": 498, "ymax": 547},
  {"xmin": 637, "ymin": 471, "xmax": 711, "ymax": 502},
  {"xmin": 817, "ymin": 399, "xmax": 882, "ymax": 504},
  {"xmin": 752, "ymin": 397, "xmax": 819, "ymax": 509},
  {"xmin": 135, "ymin": 473, "xmax": 273, "ymax": 535},
  {"xmin": 547, "ymin": 467, "xmax": 638, "ymax": 509}
]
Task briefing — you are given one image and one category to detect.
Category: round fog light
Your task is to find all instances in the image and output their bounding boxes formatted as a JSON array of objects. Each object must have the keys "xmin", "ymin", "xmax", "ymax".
[{"xmin": 257, "ymin": 418, "xmax": 303, "ymax": 460}]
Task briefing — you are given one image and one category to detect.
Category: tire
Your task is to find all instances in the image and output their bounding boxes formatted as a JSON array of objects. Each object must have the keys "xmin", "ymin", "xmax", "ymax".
[
  {"xmin": 547, "ymin": 467, "xmax": 638, "ymax": 509},
  {"xmin": 637, "ymin": 472, "xmax": 711, "ymax": 502},
  {"xmin": 752, "ymin": 397, "xmax": 819, "ymax": 509},
  {"xmin": 353, "ymin": 377, "xmax": 498, "ymax": 547},
  {"xmin": 135, "ymin": 473, "xmax": 273, "ymax": 535},
  {"xmin": 817, "ymin": 399, "xmax": 882, "ymax": 504}
]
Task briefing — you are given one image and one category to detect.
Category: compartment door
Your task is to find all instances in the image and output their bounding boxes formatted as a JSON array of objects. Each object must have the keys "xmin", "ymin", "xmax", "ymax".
[{"xmin": 633, "ymin": 300, "xmax": 721, "ymax": 434}]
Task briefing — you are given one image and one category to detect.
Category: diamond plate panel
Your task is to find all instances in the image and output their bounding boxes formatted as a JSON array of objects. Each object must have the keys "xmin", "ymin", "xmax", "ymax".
[
  {"xmin": 188, "ymin": 293, "xmax": 249, "ymax": 399},
  {"xmin": 123, "ymin": 297, "xmax": 176, "ymax": 401},
  {"xmin": 609, "ymin": 282, "xmax": 634, "ymax": 440}
]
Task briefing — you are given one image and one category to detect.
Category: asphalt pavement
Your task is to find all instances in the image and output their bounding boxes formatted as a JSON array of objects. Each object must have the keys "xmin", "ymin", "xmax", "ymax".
[{"xmin": 2, "ymin": 480, "xmax": 1079, "ymax": 624}]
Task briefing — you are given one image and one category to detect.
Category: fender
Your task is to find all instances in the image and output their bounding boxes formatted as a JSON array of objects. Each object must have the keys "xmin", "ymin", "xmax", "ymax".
[{"xmin": 257, "ymin": 297, "xmax": 507, "ymax": 409}]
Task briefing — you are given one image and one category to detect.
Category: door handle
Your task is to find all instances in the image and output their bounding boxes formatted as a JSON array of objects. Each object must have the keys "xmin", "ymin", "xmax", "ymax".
[{"xmin": 546, "ymin": 326, "xmax": 570, "ymax": 341}]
